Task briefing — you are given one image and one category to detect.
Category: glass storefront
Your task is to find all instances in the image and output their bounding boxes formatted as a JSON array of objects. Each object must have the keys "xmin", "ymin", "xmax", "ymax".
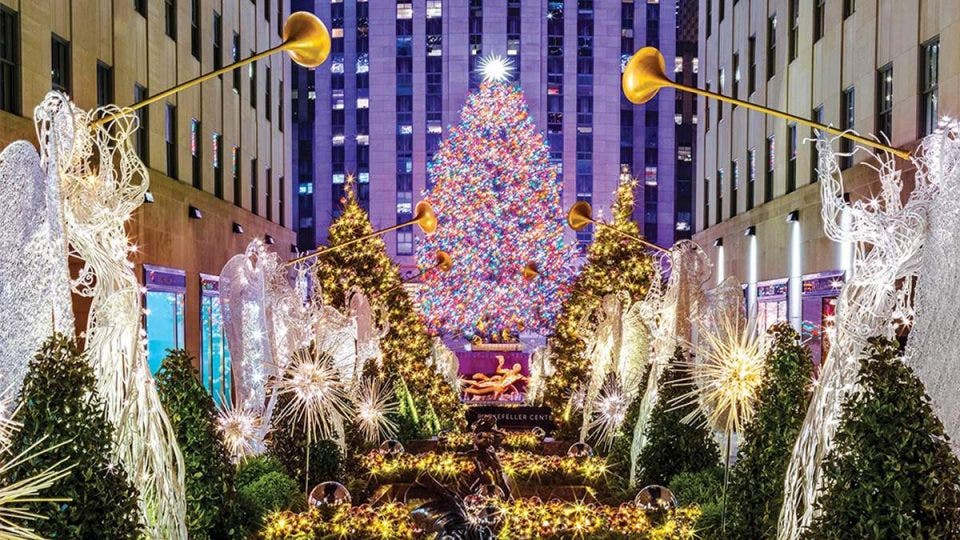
[
  {"xmin": 200, "ymin": 275, "xmax": 232, "ymax": 406},
  {"xmin": 143, "ymin": 265, "xmax": 186, "ymax": 373}
]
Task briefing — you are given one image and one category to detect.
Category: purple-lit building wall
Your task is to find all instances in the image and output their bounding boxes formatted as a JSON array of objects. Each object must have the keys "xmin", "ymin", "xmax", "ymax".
[{"xmin": 292, "ymin": 0, "xmax": 697, "ymax": 271}]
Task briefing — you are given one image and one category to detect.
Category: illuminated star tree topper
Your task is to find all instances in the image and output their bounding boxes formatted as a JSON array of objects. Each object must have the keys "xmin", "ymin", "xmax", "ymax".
[{"xmin": 417, "ymin": 80, "xmax": 576, "ymax": 338}]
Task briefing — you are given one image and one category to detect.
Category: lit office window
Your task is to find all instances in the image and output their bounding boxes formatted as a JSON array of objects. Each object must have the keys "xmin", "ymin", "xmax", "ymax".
[
  {"xmin": 200, "ymin": 275, "xmax": 231, "ymax": 406},
  {"xmin": 876, "ymin": 65, "xmax": 893, "ymax": 142},
  {"xmin": 920, "ymin": 37, "xmax": 939, "ymax": 137},
  {"xmin": 144, "ymin": 265, "xmax": 186, "ymax": 374}
]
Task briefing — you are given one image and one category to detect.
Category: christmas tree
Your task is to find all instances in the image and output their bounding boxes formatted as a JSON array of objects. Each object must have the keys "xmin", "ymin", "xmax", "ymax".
[
  {"xmin": 155, "ymin": 350, "xmax": 237, "ymax": 539},
  {"xmin": 636, "ymin": 347, "xmax": 720, "ymax": 487},
  {"xmin": 727, "ymin": 323, "xmax": 812, "ymax": 539},
  {"xmin": 416, "ymin": 79, "xmax": 575, "ymax": 338},
  {"xmin": 313, "ymin": 184, "xmax": 464, "ymax": 434},
  {"xmin": 7, "ymin": 334, "xmax": 142, "ymax": 538},
  {"xmin": 544, "ymin": 180, "xmax": 656, "ymax": 417},
  {"xmin": 804, "ymin": 336, "xmax": 960, "ymax": 538}
]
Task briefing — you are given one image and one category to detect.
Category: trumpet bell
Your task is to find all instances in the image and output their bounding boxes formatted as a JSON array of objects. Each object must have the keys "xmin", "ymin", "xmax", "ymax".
[
  {"xmin": 622, "ymin": 47, "xmax": 670, "ymax": 105},
  {"xmin": 567, "ymin": 201, "xmax": 594, "ymax": 232},
  {"xmin": 414, "ymin": 201, "xmax": 438, "ymax": 234},
  {"xmin": 282, "ymin": 12, "xmax": 331, "ymax": 68},
  {"xmin": 522, "ymin": 262, "xmax": 539, "ymax": 282},
  {"xmin": 436, "ymin": 250, "xmax": 453, "ymax": 272}
]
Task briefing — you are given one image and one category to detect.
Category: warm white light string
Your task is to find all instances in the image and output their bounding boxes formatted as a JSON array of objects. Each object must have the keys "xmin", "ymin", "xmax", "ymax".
[{"xmin": 55, "ymin": 95, "xmax": 187, "ymax": 538}]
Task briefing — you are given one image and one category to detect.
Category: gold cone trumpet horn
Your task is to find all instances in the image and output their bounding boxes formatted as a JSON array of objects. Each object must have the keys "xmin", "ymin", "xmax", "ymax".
[
  {"xmin": 285, "ymin": 200, "xmax": 439, "ymax": 267},
  {"xmin": 522, "ymin": 262, "xmax": 539, "ymax": 281},
  {"xmin": 93, "ymin": 12, "xmax": 330, "ymax": 127},
  {"xmin": 566, "ymin": 200, "xmax": 668, "ymax": 253},
  {"xmin": 623, "ymin": 47, "xmax": 909, "ymax": 160},
  {"xmin": 435, "ymin": 250, "xmax": 454, "ymax": 273},
  {"xmin": 375, "ymin": 250, "xmax": 453, "ymax": 298}
]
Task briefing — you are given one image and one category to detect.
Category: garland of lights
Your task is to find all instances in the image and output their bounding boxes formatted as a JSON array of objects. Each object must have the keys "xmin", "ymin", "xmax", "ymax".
[{"xmin": 416, "ymin": 81, "xmax": 575, "ymax": 337}]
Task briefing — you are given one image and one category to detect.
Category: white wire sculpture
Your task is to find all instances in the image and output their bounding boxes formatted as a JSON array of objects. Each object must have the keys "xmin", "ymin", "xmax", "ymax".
[
  {"xmin": 347, "ymin": 286, "xmax": 389, "ymax": 379},
  {"xmin": 777, "ymin": 134, "xmax": 932, "ymax": 539},
  {"xmin": 0, "ymin": 97, "xmax": 75, "ymax": 400},
  {"xmin": 628, "ymin": 240, "xmax": 711, "ymax": 487},
  {"xmin": 56, "ymin": 94, "xmax": 187, "ymax": 538},
  {"xmin": 525, "ymin": 343, "xmax": 555, "ymax": 405},
  {"xmin": 903, "ymin": 119, "xmax": 960, "ymax": 456},
  {"xmin": 428, "ymin": 336, "xmax": 461, "ymax": 395}
]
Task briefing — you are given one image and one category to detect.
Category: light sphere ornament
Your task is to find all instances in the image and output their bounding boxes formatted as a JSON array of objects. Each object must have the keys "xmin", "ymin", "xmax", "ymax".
[
  {"xmin": 478, "ymin": 53, "xmax": 515, "ymax": 82},
  {"xmin": 308, "ymin": 481, "xmax": 351, "ymax": 507},
  {"xmin": 566, "ymin": 442, "xmax": 593, "ymax": 458},
  {"xmin": 634, "ymin": 485, "xmax": 677, "ymax": 510},
  {"xmin": 531, "ymin": 426, "xmax": 547, "ymax": 441},
  {"xmin": 378, "ymin": 439, "xmax": 405, "ymax": 456}
]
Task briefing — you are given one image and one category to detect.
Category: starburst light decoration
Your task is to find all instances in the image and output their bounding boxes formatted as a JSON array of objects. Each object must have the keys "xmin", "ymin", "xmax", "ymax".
[
  {"xmin": 478, "ymin": 53, "xmax": 514, "ymax": 82},
  {"xmin": 216, "ymin": 404, "xmax": 262, "ymax": 463},
  {"xmin": 587, "ymin": 376, "xmax": 630, "ymax": 449},
  {"xmin": 272, "ymin": 346, "xmax": 352, "ymax": 446},
  {"xmin": 0, "ymin": 437, "xmax": 71, "ymax": 540},
  {"xmin": 353, "ymin": 377, "xmax": 399, "ymax": 444}
]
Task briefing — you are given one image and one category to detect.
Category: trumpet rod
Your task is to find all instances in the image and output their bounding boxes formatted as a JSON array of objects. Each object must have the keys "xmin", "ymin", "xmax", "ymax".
[
  {"xmin": 667, "ymin": 81, "xmax": 909, "ymax": 160},
  {"xmin": 92, "ymin": 44, "xmax": 286, "ymax": 127},
  {"xmin": 285, "ymin": 220, "xmax": 415, "ymax": 267},
  {"xmin": 592, "ymin": 220, "xmax": 670, "ymax": 254}
]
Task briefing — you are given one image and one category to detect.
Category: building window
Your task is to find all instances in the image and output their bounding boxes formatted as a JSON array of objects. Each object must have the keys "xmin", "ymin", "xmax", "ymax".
[
  {"xmin": 789, "ymin": 0, "xmax": 798, "ymax": 61},
  {"xmin": 190, "ymin": 0, "xmax": 200, "ymax": 59},
  {"xmin": 747, "ymin": 149, "xmax": 756, "ymax": 211},
  {"xmin": 718, "ymin": 68, "xmax": 724, "ymax": 121},
  {"xmin": 716, "ymin": 169, "xmax": 723, "ymax": 225},
  {"xmin": 265, "ymin": 167, "xmax": 273, "ymax": 221},
  {"xmin": 767, "ymin": 15, "xmax": 777, "ymax": 79},
  {"xmin": 730, "ymin": 160, "xmax": 739, "ymax": 218},
  {"xmin": 705, "ymin": 81, "xmax": 711, "ymax": 128},
  {"xmin": 813, "ymin": 0, "xmax": 825, "ymax": 42},
  {"xmin": 748, "ymin": 36, "xmax": 756, "ymax": 95},
  {"xmin": 706, "ymin": 0, "xmax": 712, "ymax": 37},
  {"xmin": 843, "ymin": 0, "xmax": 855, "ymax": 18},
  {"xmin": 144, "ymin": 265, "xmax": 186, "ymax": 374},
  {"xmin": 213, "ymin": 133, "xmax": 223, "ymax": 198},
  {"xmin": 191, "ymin": 119, "xmax": 201, "ymax": 188},
  {"xmin": 232, "ymin": 146, "xmax": 241, "ymax": 206},
  {"xmin": 812, "ymin": 105, "xmax": 823, "ymax": 182},
  {"xmin": 920, "ymin": 37, "xmax": 939, "ymax": 137},
  {"xmin": 165, "ymin": 104, "xmax": 177, "ymax": 178},
  {"xmin": 719, "ymin": 0, "xmax": 725, "ymax": 21},
  {"xmin": 841, "ymin": 86, "xmax": 855, "ymax": 169},
  {"xmin": 51, "ymin": 34, "xmax": 71, "ymax": 93},
  {"xmin": 264, "ymin": 0, "xmax": 271, "ymax": 21},
  {"xmin": 278, "ymin": 176, "xmax": 285, "ymax": 227},
  {"xmin": 787, "ymin": 123, "xmax": 797, "ymax": 192},
  {"xmin": 135, "ymin": 84, "xmax": 149, "ymax": 162},
  {"xmin": 250, "ymin": 158, "xmax": 258, "ymax": 215},
  {"xmin": 165, "ymin": 0, "xmax": 177, "ymax": 40},
  {"xmin": 248, "ymin": 51, "xmax": 257, "ymax": 108},
  {"xmin": 0, "ymin": 7, "xmax": 19, "ymax": 114},
  {"xmin": 704, "ymin": 178, "xmax": 711, "ymax": 228},
  {"xmin": 134, "ymin": 0, "xmax": 147, "ymax": 17},
  {"xmin": 212, "ymin": 12, "xmax": 222, "ymax": 71},
  {"xmin": 876, "ymin": 64, "xmax": 893, "ymax": 143},
  {"xmin": 278, "ymin": 81, "xmax": 284, "ymax": 131},
  {"xmin": 265, "ymin": 67, "xmax": 272, "ymax": 121},
  {"xmin": 232, "ymin": 33, "xmax": 240, "ymax": 93},
  {"xmin": 199, "ymin": 275, "xmax": 231, "ymax": 406},
  {"xmin": 732, "ymin": 52, "xmax": 740, "ymax": 101},
  {"xmin": 96, "ymin": 62, "xmax": 113, "ymax": 107},
  {"xmin": 765, "ymin": 135, "xmax": 775, "ymax": 202}
]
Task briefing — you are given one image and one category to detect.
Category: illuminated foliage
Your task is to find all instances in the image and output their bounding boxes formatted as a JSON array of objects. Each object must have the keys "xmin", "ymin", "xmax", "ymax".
[
  {"xmin": 313, "ymin": 185, "xmax": 464, "ymax": 435},
  {"xmin": 544, "ymin": 180, "xmax": 656, "ymax": 420},
  {"xmin": 417, "ymin": 80, "xmax": 575, "ymax": 337}
]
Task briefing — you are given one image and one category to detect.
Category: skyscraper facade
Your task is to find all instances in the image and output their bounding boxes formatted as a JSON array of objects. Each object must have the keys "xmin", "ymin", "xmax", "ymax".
[{"xmin": 293, "ymin": 0, "xmax": 698, "ymax": 270}]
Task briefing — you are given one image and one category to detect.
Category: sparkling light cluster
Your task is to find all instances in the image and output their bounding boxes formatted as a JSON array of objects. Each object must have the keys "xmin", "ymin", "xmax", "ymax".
[
  {"xmin": 215, "ymin": 404, "xmax": 262, "ymax": 463},
  {"xmin": 272, "ymin": 347, "xmax": 351, "ymax": 445},
  {"xmin": 353, "ymin": 377, "xmax": 399, "ymax": 444},
  {"xmin": 416, "ymin": 81, "xmax": 575, "ymax": 337},
  {"xmin": 438, "ymin": 431, "xmax": 540, "ymax": 451}
]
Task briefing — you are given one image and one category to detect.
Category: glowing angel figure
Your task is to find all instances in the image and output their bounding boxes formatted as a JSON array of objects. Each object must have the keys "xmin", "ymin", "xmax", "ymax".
[
  {"xmin": 0, "ymin": 94, "xmax": 74, "ymax": 399},
  {"xmin": 57, "ymin": 95, "xmax": 187, "ymax": 538},
  {"xmin": 428, "ymin": 336, "xmax": 461, "ymax": 394},
  {"xmin": 778, "ymin": 135, "xmax": 934, "ymax": 539},
  {"xmin": 347, "ymin": 286, "xmax": 389, "ymax": 380},
  {"xmin": 577, "ymin": 293, "xmax": 625, "ymax": 442},
  {"xmin": 628, "ymin": 240, "xmax": 711, "ymax": 488},
  {"xmin": 525, "ymin": 344, "xmax": 555, "ymax": 405},
  {"xmin": 312, "ymin": 302, "xmax": 358, "ymax": 384}
]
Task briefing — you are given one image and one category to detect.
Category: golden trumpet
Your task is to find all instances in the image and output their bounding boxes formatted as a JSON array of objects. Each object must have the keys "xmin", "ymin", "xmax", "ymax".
[
  {"xmin": 566, "ymin": 200, "xmax": 668, "ymax": 253},
  {"xmin": 435, "ymin": 250, "xmax": 454, "ymax": 273},
  {"xmin": 93, "ymin": 12, "xmax": 330, "ymax": 127},
  {"xmin": 522, "ymin": 262, "xmax": 539, "ymax": 281},
  {"xmin": 286, "ymin": 200, "xmax": 438, "ymax": 266},
  {"xmin": 622, "ymin": 47, "xmax": 909, "ymax": 160}
]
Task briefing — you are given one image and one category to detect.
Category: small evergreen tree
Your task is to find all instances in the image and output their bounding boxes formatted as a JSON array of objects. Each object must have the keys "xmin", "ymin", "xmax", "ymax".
[
  {"xmin": 636, "ymin": 347, "xmax": 720, "ymax": 486},
  {"xmin": 155, "ymin": 350, "xmax": 238, "ymax": 539},
  {"xmin": 727, "ymin": 323, "xmax": 812, "ymax": 539},
  {"xmin": 6, "ymin": 334, "xmax": 142, "ymax": 538},
  {"xmin": 545, "ymin": 180, "xmax": 656, "ymax": 419},
  {"xmin": 804, "ymin": 336, "xmax": 960, "ymax": 538},
  {"xmin": 313, "ymin": 184, "xmax": 463, "ymax": 434}
]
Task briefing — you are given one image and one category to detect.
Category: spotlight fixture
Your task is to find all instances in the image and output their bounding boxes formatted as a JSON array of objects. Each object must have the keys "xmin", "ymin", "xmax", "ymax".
[
  {"xmin": 188, "ymin": 205, "xmax": 203, "ymax": 219},
  {"xmin": 232, "ymin": 222, "xmax": 244, "ymax": 234},
  {"xmin": 744, "ymin": 225, "xmax": 756, "ymax": 237},
  {"xmin": 264, "ymin": 234, "xmax": 275, "ymax": 245},
  {"xmin": 713, "ymin": 237, "xmax": 723, "ymax": 247},
  {"xmin": 144, "ymin": 191, "xmax": 155, "ymax": 203},
  {"xmin": 786, "ymin": 210, "xmax": 799, "ymax": 223}
]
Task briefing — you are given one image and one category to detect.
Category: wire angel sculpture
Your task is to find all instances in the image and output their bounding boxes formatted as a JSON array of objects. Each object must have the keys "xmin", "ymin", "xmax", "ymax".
[
  {"xmin": 778, "ymin": 133, "xmax": 934, "ymax": 539},
  {"xmin": 525, "ymin": 343, "xmax": 555, "ymax": 405},
  {"xmin": 56, "ymin": 94, "xmax": 187, "ymax": 538},
  {"xmin": 627, "ymin": 240, "xmax": 711, "ymax": 488},
  {"xmin": 347, "ymin": 286, "xmax": 389, "ymax": 380},
  {"xmin": 428, "ymin": 336, "xmax": 462, "ymax": 395},
  {"xmin": 0, "ymin": 95, "xmax": 75, "ymax": 401}
]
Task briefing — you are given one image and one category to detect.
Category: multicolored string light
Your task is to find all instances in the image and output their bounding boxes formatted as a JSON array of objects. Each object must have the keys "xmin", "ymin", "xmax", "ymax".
[{"xmin": 417, "ymin": 81, "xmax": 575, "ymax": 338}]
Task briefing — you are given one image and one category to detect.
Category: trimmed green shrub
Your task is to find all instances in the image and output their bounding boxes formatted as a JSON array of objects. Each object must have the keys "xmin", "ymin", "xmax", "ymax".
[
  {"xmin": 727, "ymin": 323, "xmax": 812, "ymax": 539},
  {"xmin": 235, "ymin": 454, "xmax": 304, "ymax": 534},
  {"xmin": 636, "ymin": 347, "xmax": 720, "ymax": 486},
  {"xmin": 6, "ymin": 334, "xmax": 142, "ymax": 538},
  {"xmin": 803, "ymin": 336, "xmax": 960, "ymax": 538},
  {"xmin": 269, "ymin": 392, "xmax": 343, "ymax": 490},
  {"xmin": 235, "ymin": 454, "xmax": 288, "ymax": 489},
  {"xmin": 155, "ymin": 349, "xmax": 238, "ymax": 539},
  {"xmin": 669, "ymin": 467, "xmax": 724, "ymax": 539}
]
